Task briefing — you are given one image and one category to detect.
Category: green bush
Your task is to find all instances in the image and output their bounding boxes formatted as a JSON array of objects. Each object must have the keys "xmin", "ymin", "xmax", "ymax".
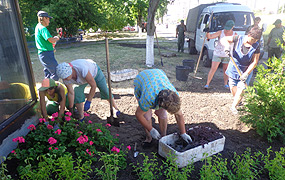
[
  {"xmin": 18, "ymin": 153, "xmax": 92, "ymax": 180},
  {"xmin": 240, "ymin": 58, "xmax": 285, "ymax": 142},
  {"xmin": 263, "ymin": 147, "xmax": 285, "ymax": 180},
  {"xmin": 200, "ymin": 155, "xmax": 229, "ymax": 180}
]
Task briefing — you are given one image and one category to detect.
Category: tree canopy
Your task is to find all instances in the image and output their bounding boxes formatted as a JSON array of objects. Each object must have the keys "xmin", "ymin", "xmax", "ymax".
[{"xmin": 19, "ymin": 0, "xmax": 170, "ymax": 37}]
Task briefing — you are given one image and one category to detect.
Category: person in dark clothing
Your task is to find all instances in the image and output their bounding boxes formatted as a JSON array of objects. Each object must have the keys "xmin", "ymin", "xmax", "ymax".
[{"xmin": 176, "ymin": 20, "xmax": 186, "ymax": 52}]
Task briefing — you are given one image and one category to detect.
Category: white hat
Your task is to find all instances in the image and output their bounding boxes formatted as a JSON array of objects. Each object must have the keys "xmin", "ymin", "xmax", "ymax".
[{"xmin": 56, "ymin": 62, "xmax": 72, "ymax": 79}]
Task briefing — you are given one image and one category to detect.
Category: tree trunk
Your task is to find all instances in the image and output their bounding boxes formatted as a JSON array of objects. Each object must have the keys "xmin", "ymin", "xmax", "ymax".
[{"xmin": 146, "ymin": 0, "xmax": 160, "ymax": 67}]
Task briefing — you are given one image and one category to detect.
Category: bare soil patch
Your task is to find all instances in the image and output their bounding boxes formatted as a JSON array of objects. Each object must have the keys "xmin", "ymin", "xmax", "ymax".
[{"xmin": 85, "ymin": 58, "xmax": 282, "ymax": 179}]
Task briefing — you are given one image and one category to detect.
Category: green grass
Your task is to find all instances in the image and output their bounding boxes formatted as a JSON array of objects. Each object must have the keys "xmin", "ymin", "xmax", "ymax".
[{"xmin": 29, "ymin": 35, "xmax": 193, "ymax": 89}]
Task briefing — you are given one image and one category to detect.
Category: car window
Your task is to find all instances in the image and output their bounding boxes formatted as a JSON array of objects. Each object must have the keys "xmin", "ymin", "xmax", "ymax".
[
  {"xmin": 197, "ymin": 15, "xmax": 204, "ymax": 29},
  {"xmin": 210, "ymin": 12, "xmax": 254, "ymax": 31}
]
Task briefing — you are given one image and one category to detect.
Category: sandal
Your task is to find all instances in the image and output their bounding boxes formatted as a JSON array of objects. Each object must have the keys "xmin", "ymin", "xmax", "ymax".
[{"xmin": 204, "ymin": 85, "xmax": 209, "ymax": 89}]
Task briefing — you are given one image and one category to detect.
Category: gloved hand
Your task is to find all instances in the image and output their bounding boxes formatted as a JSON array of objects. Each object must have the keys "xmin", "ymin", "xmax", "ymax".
[
  {"xmin": 84, "ymin": 101, "xmax": 91, "ymax": 111},
  {"xmin": 150, "ymin": 128, "xmax": 161, "ymax": 140},
  {"xmin": 203, "ymin": 27, "xmax": 210, "ymax": 32},
  {"xmin": 181, "ymin": 133, "xmax": 192, "ymax": 143},
  {"xmin": 240, "ymin": 72, "xmax": 249, "ymax": 82}
]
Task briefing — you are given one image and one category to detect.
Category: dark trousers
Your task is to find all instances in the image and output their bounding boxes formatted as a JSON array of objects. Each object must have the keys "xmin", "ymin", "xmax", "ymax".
[
  {"xmin": 178, "ymin": 35, "xmax": 185, "ymax": 52},
  {"xmin": 38, "ymin": 51, "xmax": 59, "ymax": 80}
]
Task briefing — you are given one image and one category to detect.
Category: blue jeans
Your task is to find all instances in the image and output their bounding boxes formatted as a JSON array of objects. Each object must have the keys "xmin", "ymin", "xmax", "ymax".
[
  {"xmin": 38, "ymin": 51, "xmax": 59, "ymax": 80},
  {"xmin": 228, "ymin": 72, "xmax": 253, "ymax": 90}
]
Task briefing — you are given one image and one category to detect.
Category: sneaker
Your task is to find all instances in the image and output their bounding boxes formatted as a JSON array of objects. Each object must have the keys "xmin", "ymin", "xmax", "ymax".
[
  {"xmin": 230, "ymin": 107, "xmax": 238, "ymax": 115},
  {"xmin": 224, "ymin": 84, "xmax": 230, "ymax": 89},
  {"xmin": 204, "ymin": 85, "xmax": 209, "ymax": 89}
]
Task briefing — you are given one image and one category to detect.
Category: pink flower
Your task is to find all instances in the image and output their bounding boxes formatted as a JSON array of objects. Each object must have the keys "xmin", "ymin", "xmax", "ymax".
[
  {"xmin": 50, "ymin": 118, "xmax": 55, "ymax": 121},
  {"xmin": 52, "ymin": 112, "xmax": 58, "ymax": 118},
  {"xmin": 127, "ymin": 145, "xmax": 131, "ymax": 150},
  {"xmin": 84, "ymin": 112, "xmax": 90, "ymax": 117},
  {"xmin": 86, "ymin": 149, "xmax": 92, "ymax": 156},
  {"xmin": 116, "ymin": 134, "xmax": 119, "ymax": 136},
  {"xmin": 65, "ymin": 116, "xmax": 71, "ymax": 121},
  {"xmin": 111, "ymin": 146, "xmax": 120, "ymax": 154},
  {"xmin": 77, "ymin": 135, "xmax": 88, "ymax": 144},
  {"xmin": 89, "ymin": 141, "xmax": 94, "ymax": 146},
  {"xmin": 65, "ymin": 111, "xmax": 72, "ymax": 116},
  {"xmin": 27, "ymin": 124, "xmax": 36, "ymax": 131},
  {"xmin": 88, "ymin": 120, "xmax": 92, "ymax": 124},
  {"xmin": 55, "ymin": 147, "xmax": 58, "ymax": 150},
  {"xmin": 11, "ymin": 150, "xmax": 16, "ymax": 155},
  {"xmin": 96, "ymin": 129, "xmax": 102, "ymax": 132},
  {"xmin": 48, "ymin": 137, "xmax": 57, "ymax": 145},
  {"xmin": 106, "ymin": 123, "xmax": 111, "ymax": 127},
  {"xmin": 54, "ymin": 129, "xmax": 61, "ymax": 135},
  {"xmin": 77, "ymin": 131, "xmax": 83, "ymax": 134},
  {"xmin": 13, "ymin": 137, "xmax": 25, "ymax": 143},
  {"xmin": 49, "ymin": 147, "xmax": 52, "ymax": 150},
  {"xmin": 39, "ymin": 118, "xmax": 46, "ymax": 123},
  {"xmin": 47, "ymin": 124, "xmax": 53, "ymax": 130}
]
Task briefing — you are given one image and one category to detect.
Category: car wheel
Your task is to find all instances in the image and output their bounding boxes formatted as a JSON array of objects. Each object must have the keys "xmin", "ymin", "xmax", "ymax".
[
  {"xmin": 202, "ymin": 49, "xmax": 211, "ymax": 67},
  {"xmin": 189, "ymin": 39, "xmax": 197, "ymax": 54}
]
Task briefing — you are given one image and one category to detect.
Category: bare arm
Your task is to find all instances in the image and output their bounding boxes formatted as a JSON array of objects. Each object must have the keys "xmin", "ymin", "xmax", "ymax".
[
  {"xmin": 206, "ymin": 30, "xmax": 222, "ymax": 39},
  {"xmin": 174, "ymin": 110, "xmax": 186, "ymax": 134},
  {"xmin": 135, "ymin": 106, "xmax": 151, "ymax": 131},
  {"xmin": 176, "ymin": 27, "xmax": 178, "ymax": 38},
  {"xmin": 66, "ymin": 83, "xmax": 74, "ymax": 109},
  {"xmin": 58, "ymin": 84, "xmax": 66, "ymax": 118},
  {"xmin": 48, "ymin": 36, "xmax": 59, "ymax": 44},
  {"xmin": 84, "ymin": 71, "xmax": 97, "ymax": 102},
  {"xmin": 39, "ymin": 91, "xmax": 48, "ymax": 120}
]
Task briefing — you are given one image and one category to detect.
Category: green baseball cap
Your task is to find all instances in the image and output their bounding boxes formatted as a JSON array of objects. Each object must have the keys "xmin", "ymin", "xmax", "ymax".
[
  {"xmin": 39, "ymin": 78, "xmax": 57, "ymax": 91},
  {"xmin": 224, "ymin": 20, "xmax": 235, "ymax": 30}
]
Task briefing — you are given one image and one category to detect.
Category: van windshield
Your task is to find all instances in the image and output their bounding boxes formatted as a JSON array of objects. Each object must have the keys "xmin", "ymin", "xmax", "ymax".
[{"xmin": 210, "ymin": 12, "xmax": 254, "ymax": 31}]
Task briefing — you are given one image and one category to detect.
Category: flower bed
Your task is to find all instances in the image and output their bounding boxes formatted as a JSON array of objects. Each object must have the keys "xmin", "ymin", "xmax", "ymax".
[{"xmin": 4, "ymin": 112, "xmax": 130, "ymax": 179}]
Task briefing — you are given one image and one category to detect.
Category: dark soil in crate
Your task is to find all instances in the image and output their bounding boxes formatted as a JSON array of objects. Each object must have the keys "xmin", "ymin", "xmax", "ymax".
[{"xmin": 168, "ymin": 126, "xmax": 223, "ymax": 152}]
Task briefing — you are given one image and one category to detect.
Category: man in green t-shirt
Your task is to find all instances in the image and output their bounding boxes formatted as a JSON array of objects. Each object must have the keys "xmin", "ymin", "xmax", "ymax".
[{"xmin": 35, "ymin": 11, "xmax": 59, "ymax": 80}]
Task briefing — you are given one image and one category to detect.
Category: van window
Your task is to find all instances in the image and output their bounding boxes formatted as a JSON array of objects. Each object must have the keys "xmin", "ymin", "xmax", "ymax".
[
  {"xmin": 210, "ymin": 12, "xmax": 254, "ymax": 32},
  {"xmin": 197, "ymin": 15, "xmax": 204, "ymax": 29},
  {"xmin": 203, "ymin": 14, "xmax": 210, "ymax": 24}
]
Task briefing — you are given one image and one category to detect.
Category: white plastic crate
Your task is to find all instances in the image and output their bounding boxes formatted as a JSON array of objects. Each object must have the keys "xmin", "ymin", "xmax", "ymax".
[
  {"xmin": 158, "ymin": 128, "xmax": 225, "ymax": 168},
  {"xmin": 110, "ymin": 69, "xmax": 138, "ymax": 82}
]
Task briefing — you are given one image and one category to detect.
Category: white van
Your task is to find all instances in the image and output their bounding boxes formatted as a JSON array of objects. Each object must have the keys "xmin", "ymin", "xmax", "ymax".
[{"xmin": 185, "ymin": 3, "xmax": 264, "ymax": 67}]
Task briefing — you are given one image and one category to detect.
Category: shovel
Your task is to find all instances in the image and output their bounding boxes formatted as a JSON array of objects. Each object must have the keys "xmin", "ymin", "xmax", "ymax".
[
  {"xmin": 134, "ymin": 142, "xmax": 139, "ymax": 158},
  {"xmin": 105, "ymin": 37, "xmax": 120, "ymax": 127}
]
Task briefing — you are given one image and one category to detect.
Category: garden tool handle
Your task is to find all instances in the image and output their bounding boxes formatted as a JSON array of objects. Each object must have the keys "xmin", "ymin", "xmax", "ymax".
[
  {"xmin": 194, "ymin": 11, "xmax": 214, "ymax": 75},
  {"xmin": 227, "ymin": 52, "xmax": 248, "ymax": 88}
]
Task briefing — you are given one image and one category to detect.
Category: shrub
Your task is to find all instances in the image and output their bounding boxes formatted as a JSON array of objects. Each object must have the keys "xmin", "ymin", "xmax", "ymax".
[
  {"xmin": 240, "ymin": 58, "xmax": 285, "ymax": 142},
  {"xmin": 263, "ymin": 147, "xmax": 285, "ymax": 180},
  {"xmin": 228, "ymin": 149, "xmax": 263, "ymax": 180},
  {"xmin": 132, "ymin": 153, "xmax": 163, "ymax": 180},
  {"xmin": 17, "ymin": 153, "xmax": 92, "ymax": 179},
  {"xmin": 200, "ymin": 155, "xmax": 229, "ymax": 180}
]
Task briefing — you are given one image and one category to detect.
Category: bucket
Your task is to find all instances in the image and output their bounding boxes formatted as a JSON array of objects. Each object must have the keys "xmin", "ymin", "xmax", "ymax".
[
  {"xmin": 176, "ymin": 66, "xmax": 190, "ymax": 81},
  {"xmin": 182, "ymin": 59, "xmax": 195, "ymax": 72}
]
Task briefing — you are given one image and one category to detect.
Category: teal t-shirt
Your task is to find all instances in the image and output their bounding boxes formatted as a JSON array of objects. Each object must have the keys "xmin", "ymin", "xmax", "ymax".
[
  {"xmin": 35, "ymin": 23, "xmax": 53, "ymax": 54},
  {"xmin": 134, "ymin": 69, "xmax": 178, "ymax": 112}
]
